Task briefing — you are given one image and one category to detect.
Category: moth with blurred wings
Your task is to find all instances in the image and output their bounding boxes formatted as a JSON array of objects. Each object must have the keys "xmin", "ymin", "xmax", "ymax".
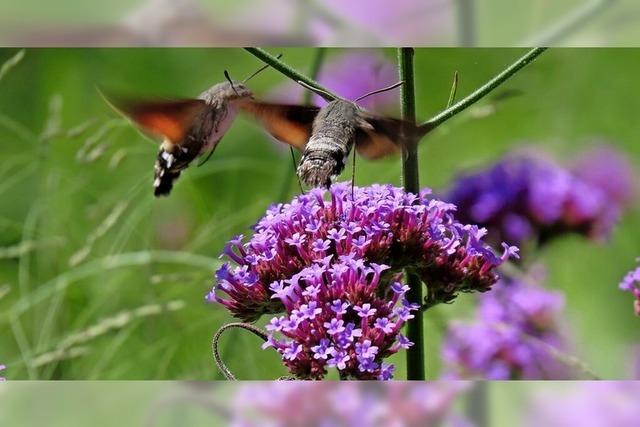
[{"xmin": 104, "ymin": 69, "xmax": 420, "ymax": 195}]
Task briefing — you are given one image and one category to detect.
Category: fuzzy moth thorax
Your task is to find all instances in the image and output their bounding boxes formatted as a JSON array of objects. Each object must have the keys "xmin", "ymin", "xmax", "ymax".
[{"xmin": 297, "ymin": 100, "xmax": 365, "ymax": 188}]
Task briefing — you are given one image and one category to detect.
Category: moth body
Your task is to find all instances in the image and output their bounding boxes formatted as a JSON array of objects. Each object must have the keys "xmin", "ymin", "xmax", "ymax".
[
  {"xmin": 298, "ymin": 100, "xmax": 368, "ymax": 188},
  {"xmin": 151, "ymin": 81, "xmax": 252, "ymax": 196}
]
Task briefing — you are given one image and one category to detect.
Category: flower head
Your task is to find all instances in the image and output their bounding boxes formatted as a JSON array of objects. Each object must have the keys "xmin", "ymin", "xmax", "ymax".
[
  {"xmin": 443, "ymin": 148, "xmax": 634, "ymax": 251},
  {"xmin": 619, "ymin": 259, "xmax": 640, "ymax": 316},
  {"xmin": 443, "ymin": 274, "xmax": 571, "ymax": 380},
  {"xmin": 210, "ymin": 183, "xmax": 516, "ymax": 322},
  {"xmin": 0, "ymin": 364, "xmax": 5, "ymax": 381},
  {"xmin": 263, "ymin": 260, "xmax": 416, "ymax": 380}
]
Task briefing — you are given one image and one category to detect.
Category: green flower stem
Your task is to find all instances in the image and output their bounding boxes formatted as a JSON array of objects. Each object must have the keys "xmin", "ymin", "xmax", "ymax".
[
  {"xmin": 245, "ymin": 48, "xmax": 338, "ymax": 101},
  {"xmin": 457, "ymin": 0, "xmax": 477, "ymax": 47},
  {"xmin": 419, "ymin": 47, "xmax": 547, "ymax": 135},
  {"xmin": 522, "ymin": 0, "xmax": 616, "ymax": 46},
  {"xmin": 398, "ymin": 47, "xmax": 425, "ymax": 381},
  {"xmin": 467, "ymin": 383, "xmax": 489, "ymax": 427}
]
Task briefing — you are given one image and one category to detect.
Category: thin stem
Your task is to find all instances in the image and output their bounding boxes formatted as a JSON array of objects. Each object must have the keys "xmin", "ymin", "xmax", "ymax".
[
  {"xmin": 522, "ymin": 0, "xmax": 616, "ymax": 46},
  {"xmin": 211, "ymin": 322, "xmax": 268, "ymax": 381},
  {"xmin": 303, "ymin": 48, "xmax": 327, "ymax": 104},
  {"xmin": 466, "ymin": 383, "xmax": 489, "ymax": 427},
  {"xmin": 419, "ymin": 47, "xmax": 547, "ymax": 134},
  {"xmin": 398, "ymin": 47, "xmax": 425, "ymax": 381},
  {"xmin": 457, "ymin": 0, "xmax": 477, "ymax": 47},
  {"xmin": 446, "ymin": 71, "xmax": 459, "ymax": 108},
  {"xmin": 245, "ymin": 48, "xmax": 337, "ymax": 101}
]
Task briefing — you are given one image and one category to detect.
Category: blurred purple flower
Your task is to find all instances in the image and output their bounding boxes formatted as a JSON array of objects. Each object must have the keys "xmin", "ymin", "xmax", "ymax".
[
  {"xmin": 526, "ymin": 382, "xmax": 640, "ymax": 427},
  {"xmin": 269, "ymin": 51, "xmax": 398, "ymax": 113},
  {"xmin": 0, "ymin": 364, "xmax": 5, "ymax": 381},
  {"xmin": 572, "ymin": 145, "xmax": 636, "ymax": 207},
  {"xmin": 619, "ymin": 259, "xmax": 640, "ymax": 316},
  {"xmin": 231, "ymin": 382, "xmax": 470, "ymax": 427},
  {"xmin": 442, "ymin": 275, "xmax": 572, "ymax": 380},
  {"xmin": 208, "ymin": 183, "xmax": 516, "ymax": 322},
  {"xmin": 443, "ymin": 148, "xmax": 635, "ymax": 251},
  {"xmin": 235, "ymin": 1, "xmax": 452, "ymax": 45}
]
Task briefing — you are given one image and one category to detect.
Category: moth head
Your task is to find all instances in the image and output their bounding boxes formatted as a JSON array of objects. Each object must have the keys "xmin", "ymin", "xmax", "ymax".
[{"xmin": 219, "ymin": 71, "xmax": 253, "ymax": 101}]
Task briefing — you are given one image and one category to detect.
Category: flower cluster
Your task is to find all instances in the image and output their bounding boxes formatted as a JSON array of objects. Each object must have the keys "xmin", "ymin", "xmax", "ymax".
[
  {"xmin": 443, "ymin": 147, "xmax": 634, "ymax": 251},
  {"xmin": 442, "ymin": 274, "xmax": 571, "ymax": 380},
  {"xmin": 209, "ymin": 183, "xmax": 517, "ymax": 322},
  {"xmin": 0, "ymin": 364, "xmax": 5, "ymax": 381},
  {"xmin": 230, "ymin": 382, "xmax": 470, "ymax": 427},
  {"xmin": 208, "ymin": 183, "xmax": 516, "ymax": 379},
  {"xmin": 619, "ymin": 259, "xmax": 640, "ymax": 316},
  {"xmin": 262, "ymin": 259, "xmax": 416, "ymax": 379}
]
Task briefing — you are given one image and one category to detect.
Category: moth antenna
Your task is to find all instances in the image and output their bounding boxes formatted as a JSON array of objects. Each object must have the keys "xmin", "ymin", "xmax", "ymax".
[
  {"xmin": 224, "ymin": 70, "xmax": 240, "ymax": 96},
  {"xmin": 290, "ymin": 147, "xmax": 305, "ymax": 195},
  {"xmin": 243, "ymin": 53, "xmax": 283, "ymax": 83},
  {"xmin": 351, "ymin": 149, "xmax": 357, "ymax": 200},
  {"xmin": 296, "ymin": 80, "xmax": 335, "ymax": 102},
  {"xmin": 353, "ymin": 81, "xmax": 405, "ymax": 103}
]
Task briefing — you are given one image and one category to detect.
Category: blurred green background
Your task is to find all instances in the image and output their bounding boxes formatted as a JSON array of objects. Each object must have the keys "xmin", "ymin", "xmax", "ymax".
[
  {"xmin": 0, "ymin": 381, "xmax": 627, "ymax": 426},
  {"xmin": 1, "ymin": 0, "xmax": 640, "ymax": 46},
  {"xmin": 0, "ymin": 48, "xmax": 638, "ymax": 380}
]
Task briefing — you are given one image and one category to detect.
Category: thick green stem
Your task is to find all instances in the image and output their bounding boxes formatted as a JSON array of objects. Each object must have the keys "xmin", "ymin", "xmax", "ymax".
[
  {"xmin": 419, "ymin": 47, "xmax": 547, "ymax": 134},
  {"xmin": 467, "ymin": 383, "xmax": 489, "ymax": 427},
  {"xmin": 245, "ymin": 48, "xmax": 337, "ymax": 101},
  {"xmin": 398, "ymin": 47, "xmax": 425, "ymax": 381},
  {"xmin": 457, "ymin": 0, "xmax": 477, "ymax": 47}
]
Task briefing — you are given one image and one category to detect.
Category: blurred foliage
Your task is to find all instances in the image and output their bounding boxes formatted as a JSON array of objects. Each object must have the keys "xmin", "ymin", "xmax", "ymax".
[
  {"xmin": 0, "ymin": 48, "xmax": 638, "ymax": 380},
  {"xmin": 1, "ymin": 0, "xmax": 640, "ymax": 46}
]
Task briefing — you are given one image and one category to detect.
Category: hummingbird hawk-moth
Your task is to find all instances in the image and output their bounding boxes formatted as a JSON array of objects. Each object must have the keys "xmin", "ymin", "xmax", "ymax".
[
  {"xmin": 241, "ymin": 81, "xmax": 421, "ymax": 188},
  {"xmin": 102, "ymin": 63, "xmax": 284, "ymax": 196},
  {"xmin": 105, "ymin": 68, "xmax": 419, "ymax": 195}
]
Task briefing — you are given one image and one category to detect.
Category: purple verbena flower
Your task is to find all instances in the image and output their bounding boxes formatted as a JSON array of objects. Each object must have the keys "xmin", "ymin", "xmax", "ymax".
[
  {"xmin": 619, "ymin": 259, "xmax": 640, "ymax": 316},
  {"xmin": 354, "ymin": 303, "xmax": 377, "ymax": 318},
  {"xmin": 442, "ymin": 274, "xmax": 571, "ymax": 380},
  {"xmin": 443, "ymin": 148, "xmax": 635, "ymax": 252},
  {"xmin": 396, "ymin": 334, "xmax": 414, "ymax": 350},
  {"xmin": 311, "ymin": 339, "xmax": 334, "ymax": 361},
  {"xmin": 374, "ymin": 317, "xmax": 395, "ymax": 334},
  {"xmin": 263, "ymin": 260, "xmax": 418, "ymax": 380},
  {"xmin": 324, "ymin": 318, "xmax": 346, "ymax": 336},
  {"xmin": 210, "ymin": 183, "xmax": 516, "ymax": 322},
  {"xmin": 330, "ymin": 299, "xmax": 349, "ymax": 315},
  {"xmin": 378, "ymin": 363, "xmax": 395, "ymax": 381}
]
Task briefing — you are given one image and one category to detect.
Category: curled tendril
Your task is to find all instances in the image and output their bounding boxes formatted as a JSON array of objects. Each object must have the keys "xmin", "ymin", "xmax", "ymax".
[{"xmin": 212, "ymin": 322, "xmax": 270, "ymax": 381}]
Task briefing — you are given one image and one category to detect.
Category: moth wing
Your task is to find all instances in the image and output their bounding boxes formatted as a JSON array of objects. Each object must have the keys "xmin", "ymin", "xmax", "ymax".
[
  {"xmin": 101, "ymin": 91, "xmax": 207, "ymax": 143},
  {"xmin": 355, "ymin": 114, "xmax": 415, "ymax": 160},
  {"xmin": 239, "ymin": 101, "xmax": 320, "ymax": 150}
]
